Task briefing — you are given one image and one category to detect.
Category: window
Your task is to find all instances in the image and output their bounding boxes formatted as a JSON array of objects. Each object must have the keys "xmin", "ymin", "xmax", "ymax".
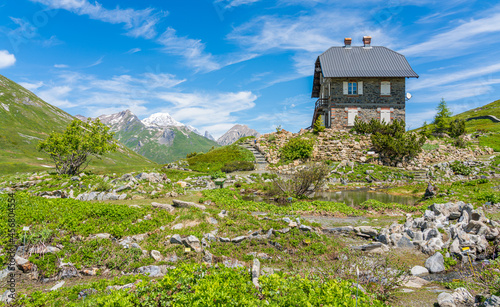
[
  {"xmin": 347, "ymin": 109, "xmax": 358, "ymax": 126},
  {"xmin": 380, "ymin": 109, "xmax": 391, "ymax": 123},
  {"xmin": 343, "ymin": 81, "xmax": 363, "ymax": 95},
  {"xmin": 348, "ymin": 82, "xmax": 357, "ymax": 95},
  {"xmin": 381, "ymin": 81, "xmax": 391, "ymax": 96}
]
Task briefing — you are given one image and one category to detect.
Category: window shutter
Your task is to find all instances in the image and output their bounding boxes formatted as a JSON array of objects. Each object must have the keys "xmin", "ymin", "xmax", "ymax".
[
  {"xmin": 358, "ymin": 81, "xmax": 363, "ymax": 95},
  {"xmin": 381, "ymin": 81, "xmax": 391, "ymax": 95},
  {"xmin": 343, "ymin": 82, "xmax": 348, "ymax": 95}
]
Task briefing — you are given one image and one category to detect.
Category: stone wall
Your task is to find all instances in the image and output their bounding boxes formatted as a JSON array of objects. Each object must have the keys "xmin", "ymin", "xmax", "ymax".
[
  {"xmin": 319, "ymin": 77, "xmax": 406, "ymax": 128},
  {"xmin": 256, "ymin": 129, "xmax": 494, "ymax": 171}
]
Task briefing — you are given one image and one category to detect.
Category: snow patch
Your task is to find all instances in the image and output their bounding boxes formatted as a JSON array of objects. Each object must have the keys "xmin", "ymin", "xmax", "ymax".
[{"xmin": 142, "ymin": 112, "xmax": 184, "ymax": 128}]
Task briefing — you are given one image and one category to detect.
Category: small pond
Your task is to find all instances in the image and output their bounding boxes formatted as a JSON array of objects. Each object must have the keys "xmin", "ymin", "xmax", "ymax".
[
  {"xmin": 245, "ymin": 188, "xmax": 419, "ymax": 206},
  {"xmin": 312, "ymin": 189, "xmax": 420, "ymax": 206}
]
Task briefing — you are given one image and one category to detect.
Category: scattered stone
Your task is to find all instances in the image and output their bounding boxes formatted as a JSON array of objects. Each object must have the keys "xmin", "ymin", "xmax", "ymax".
[
  {"xmin": 437, "ymin": 292, "xmax": 455, "ymax": 307},
  {"xmin": 483, "ymin": 295, "xmax": 500, "ymax": 307},
  {"xmin": 403, "ymin": 276, "xmax": 429, "ymax": 288},
  {"xmin": 252, "ymin": 258, "xmax": 261, "ymax": 288},
  {"xmin": 451, "ymin": 287, "xmax": 474, "ymax": 307},
  {"xmin": 425, "ymin": 182, "xmax": 437, "ymax": 199},
  {"xmin": 218, "ymin": 210, "xmax": 228, "ymax": 219},
  {"xmin": 232, "ymin": 236, "xmax": 247, "ymax": 243},
  {"xmin": 15, "ymin": 256, "xmax": 32, "ymax": 272},
  {"xmin": 136, "ymin": 265, "xmax": 163, "ymax": 277},
  {"xmin": 151, "ymin": 250, "xmax": 163, "ymax": 261},
  {"xmin": 151, "ymin": 202, "xmax": 175, "ymax": 212},
  {"xmin": 219, "ymin": 237, "xmax": 230, "ymax": 242},
  {"xmin": 170, "ymin": 234, "xmax": 183, "ymax": 245},
  {"xmin": 322, "ymin": 226, "xmax": 354, "ymax": 234},
  {"xmin": 411, "ymin": 265, "xmax": 429, "ymax": 276},
  {"xmin": 299, "ymin": 225, "xmax": 312, "ymax": 232},
  {"xmin": 171, "ymin": 223, "xmax": 184, "ymax": 230},
  {"xmin": 203, "ymin": 250, "xmax": 213, "ymax": 264},
  {"xmin": 208, "ymin": 217, "xmax": 218, "ymax": 225},
  {"xmin": 94, "ymin": 233, "xmax": 112, "ymax": 240},
  {"xmin": 59, "ymin": 265, "xmax": 79, "ymax": 279},
  {"xmin": 81, "ymin": 268, "xmax": 99, "ymax": 276},
  {"xmin": 1, "ymin": 290, "xmax": 13, "ymax": 304},
  {"xmin": 172, "ymin": 199, "xmax": 206, "ymax": 210},
  {"xmin": 425, "ymin": 252, "xmax": 445, "ymax": 274},
  {"xmin": 50, "ymin": 281, "xmax": 65, "ymax": 291}
]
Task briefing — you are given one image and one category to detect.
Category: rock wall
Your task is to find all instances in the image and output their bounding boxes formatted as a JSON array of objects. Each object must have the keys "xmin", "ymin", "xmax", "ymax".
[{"xmin": 256, "ymin": 129, "xmax": 494, "ymax": 170}]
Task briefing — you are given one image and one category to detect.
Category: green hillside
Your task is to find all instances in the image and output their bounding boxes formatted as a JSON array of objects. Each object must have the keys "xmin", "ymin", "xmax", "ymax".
[
  {"xmin": 451, "ymin": 99, "xmax": 500, "ymax": 151},
  {"xmin": 0, "ymin": 74, "xmax": 155, "ymax": 175}
]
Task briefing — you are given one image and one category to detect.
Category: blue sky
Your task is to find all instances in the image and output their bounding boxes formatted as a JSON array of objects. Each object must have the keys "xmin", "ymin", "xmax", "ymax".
[{"xmin": 1, "ymin": 0, "xmax": 500, "ymax": 138}]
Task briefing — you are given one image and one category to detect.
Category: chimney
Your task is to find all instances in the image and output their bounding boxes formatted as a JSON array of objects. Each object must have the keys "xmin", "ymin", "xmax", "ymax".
[
  {"xmin": 344, "ymin": 37, "xmax": 352, "ymax": 49},
  {"xmin": 363, "ymin": 36, "xmax": 372, "ymax": 47}
]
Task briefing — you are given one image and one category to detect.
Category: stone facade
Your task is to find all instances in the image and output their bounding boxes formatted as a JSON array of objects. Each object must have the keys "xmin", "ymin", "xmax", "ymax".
[{"xmin": 315, "ymin": 77, "xmax": 406, "ymax": 129}]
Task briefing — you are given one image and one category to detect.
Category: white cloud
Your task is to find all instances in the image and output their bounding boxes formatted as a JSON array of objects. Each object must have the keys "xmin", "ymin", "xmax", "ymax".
[
  {"xmin": 126, "ymin": 48, "xmax": 141, "ymax": 54},
  {"xmin": 155, "ymin": 91, "xmax": 257, "ymax": 138},
  {"xmin": 87, "ymin": 56, "xmax": 104, "ymax": 67},
  {"xmin": 157, "ymin": 28, "xmax": 220, "ymax": 72},
  {"xmin": 54, "ymin": 64, "xmax": 68, "ymax": 68},
  {"xmin": 0, "ymin": 50, "xmax": 16, "ymax": 68},
  {"xmin": 399, "ymin": 11, "xmax": 500, "ymax": 57},
  {"xmin": 38, "ymin": 85, "xmax": 76, "ymax": 108},
  {"xmin": 19, "ymin": 81, "xmax": 44, "ymax": 91},
  {"xmin": 214, "ymin": 0, "xmax": 261, "ymax": 9},
  {"xmin": 30, "ymin": 0, "xmax": 163, "ymax": 39}
]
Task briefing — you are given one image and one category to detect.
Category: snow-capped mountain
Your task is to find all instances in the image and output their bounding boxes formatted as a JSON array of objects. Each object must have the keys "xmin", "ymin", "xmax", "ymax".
[
  {"xmin": 142, "ymin": 112, "xmax": 184, "ymax": 128},
  {"xmin": 95, "ymin": 110, "xmax": 218, "ymax": 163},
  {"xmin": 204, "ymin": 131, "xmax": 215, "ymax": 141}
]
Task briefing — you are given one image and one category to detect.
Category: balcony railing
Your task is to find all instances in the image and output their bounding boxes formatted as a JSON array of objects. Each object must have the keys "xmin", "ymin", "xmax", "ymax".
[{"xmin": 311, "ymin": 98, "xmax": 329, "ymax": 128}]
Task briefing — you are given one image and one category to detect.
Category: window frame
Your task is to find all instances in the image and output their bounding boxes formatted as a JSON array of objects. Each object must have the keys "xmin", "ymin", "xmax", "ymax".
[
  {"xmin": 380, "ymin": 80, "xmax": 391, "ymax": 96},
  {"xmin": 348, "ymin": 81, "xmax": 358, "ymax": 95}
]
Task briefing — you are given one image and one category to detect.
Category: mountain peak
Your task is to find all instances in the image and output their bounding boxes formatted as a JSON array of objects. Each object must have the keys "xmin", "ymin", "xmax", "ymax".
[
  {"xmin": 142, "ymin": 112, "xmax": 184, "ymax": 128},
  {"xmin": 217, "ymin": 124, "xmax": 260, "ymax": 145}
]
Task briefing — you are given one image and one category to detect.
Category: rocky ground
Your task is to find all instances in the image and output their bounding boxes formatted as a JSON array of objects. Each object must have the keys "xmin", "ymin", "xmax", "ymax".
[{"xmin": 1, "ymin": 154, "xmax": 500, "ymax": 306}]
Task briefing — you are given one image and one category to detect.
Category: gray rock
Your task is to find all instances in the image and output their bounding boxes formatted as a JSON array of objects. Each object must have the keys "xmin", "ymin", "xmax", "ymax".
[
  {"xmin": 151, "ymin": 250, "xmax": 163, "ymax": 261},
  {"xmin": 94, "ymin": 233, "xmax": 111, "ymax": 240},
  {"xmin": 151, "ymin": 202, "xmax": 175, "ymax": 212},
  {"xmin": 1, "ymin": 290, "xmax": 13, "ymax": 304},
  {"xmin": 184, "ymin": 235, "xmax": 202, "ymax": 252},
  {"xmin": 171, "ymin": 223, "xmax": 184, "ymax": 230},
  {"xmin": 437, "ymin": 292, "xmax": 455, "ymax": 307},
  {"xmin": 252, "ymin": 258, "xmax": 261, "ymax": 288},
  {"xmin": 203, "ymin": 233, "xmax": 217, "ymax": 242},
  {"xmin": 299, "ymin": 225, "xmax": 312, "ymax": 232},
  {"xmin": 218, "ymin": 210, "xmax": 228, "ymax": 219},
  {"xmin": 208, "ymin": 217, "xmax": 218, "ymax": 225},
  {"xmin": 232, "ymin": 236, "xmax": 247, "ymax": 243},
  {"xmin": 170, "ymin": 234, "xmax": 183, "ymax": 245},
  {"xmin": 424, "ymin": 182, "xmax": 436, "ymax": 199},
  {"xmin": 59, "ymin": 265, "xmax": 79, "ymax": 279},
  {"xmin": 355, "ymin": 226, "xmax": 378, "ymax": 238},
  {"xmin": 425, "ymin": 252, "xmax": 445, "ymax": 273},
  {"xmin": 50, "ymin": 281, "xmax": 65, "ymax": 291},
  {"xmin": 397, "ymin": 236, "xmax": 414, "ymax": 248},
  {"xmin": 277, "ymin": 228, "xmax": 290, "ymax": 234},
  {"xmin": 483, "ymin": 295, "xmax": 500, "ymax": 307},
  {"xmin": 172, "ymin": 199, "xmax": 206, "ymax": 210},
  {"xmin": 219, "ymin": 237, "xmax": 230, "ymax": 242},
  {"xmin": 410, "ymin": 265, "xmax": 429, "ymax": 276},
  {"xmin": 322, "ymin": 226, "xmax": 354, "ymax": 234},
  {"xmin": 451, "ymin": 287, "xmax": 474, "ymax": 307},
  {"xmin": 203, "ymin": 250, "xmax": 213, "ymax": 264},
  {"xmin": 0, "ymin": 269, "xmax": 9, "ymax": 281},
  {"xmin": 137, "ymin": 265, "xmax": 163, "ymax": 277},
  {"xmin": 166, "ymin": 254, "xmax": 178, "ymax": 263}
]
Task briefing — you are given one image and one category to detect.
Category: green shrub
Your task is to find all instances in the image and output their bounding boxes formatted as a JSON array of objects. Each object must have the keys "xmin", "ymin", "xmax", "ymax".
[
  {"xmin": 450, "ymin": 161, "xmax": 472, "ymax": 176},
  {"xmin": 210, "ymin": 170, "xmax": 226, "ymax": 179},
  {"xmin": 221, "ymin": 161, "xmax": 255, "ymax": 173},
  {"xmin": 449, "ymin": 119, "xmax": 466, "ymax": 138},
  {"xmin": 29, "ymin": 253, "xmax": 60, "ymax": 278},
  {"xmin": 280, "ymin": 138, "xmax": 314, "ymax": 163},
  {"xmin": 186, "ymin": 152, "xmax": 198, "ymax": 158},
  {"xmin": 186, "ymin": 145, "xmax": 254, "ymax": 172},
  {"xmin": 370, "ymin": 120, "xmax": 426, "ymax": 166},
  {"xmin": 313, "ymin": 115, "xmax": 325, "ymax": 134}
]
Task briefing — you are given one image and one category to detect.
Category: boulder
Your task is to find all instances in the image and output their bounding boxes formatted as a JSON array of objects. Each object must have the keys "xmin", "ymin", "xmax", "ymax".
[
  {"xmin": 483, "ymin": 295, "xmax": 500, "ymax": 307},
  {"xmin": 425, "ymin": 252, "xmax": 445, "ymax": 273},
  {"xmin": 15, "ymin": 256, "xmax": 32, "ymax": 272},
  {"xmin": 59, "ymin": 265, "xmax": 79, "ymax": 279},
  {"xmin": 252, "ymin": 258, "xmax": 261, "ymax": 288},
  {"xmin": 172, "ymin": 199, "xmax": 206, "ymax": 210},
  {"xmin": 451, "ymin": 287, "xmax": 474, "ymax": 307},
  {"xmin": 437, "ymin": 292, "xmax": 456, "ymax": 307},
  {"xmin": 170, "ymin": 234, "xmax": 183, "ymax": 245},
  {"xmin": 137, "ymin": 265, "xmax": 163, "ymax": 277},
  {"xmin": 410, "ymin": 266, "xmax": 429, "ymax": 276},
  {"xmin": 151, "ymin": 202, "xmax": 175, "ymax": 212},
  {"xmin": 232, "ymin": 236, "xmax": 247, "ymax": 243},
  {"xmin": 151, "ymin": 250, "xmax": 163, "ymax": 261},
  {"xmin": 424, "ymin": 182, "xmax": 437, "ymax": 199},
  {"xmin": 184, "ymin": 235, "xmax": 202, "ymax": 252}
]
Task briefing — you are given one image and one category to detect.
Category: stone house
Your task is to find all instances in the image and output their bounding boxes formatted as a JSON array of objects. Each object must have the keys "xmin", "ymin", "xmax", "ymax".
[{"xmin": 311, "ymin": 36, "xmax": 418, "ymax": 129}]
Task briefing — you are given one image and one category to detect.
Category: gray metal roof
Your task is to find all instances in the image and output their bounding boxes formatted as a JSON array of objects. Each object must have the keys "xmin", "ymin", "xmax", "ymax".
[{"xmin": 318, "ymin": 46, "xmax": 418, "ymax": 78}]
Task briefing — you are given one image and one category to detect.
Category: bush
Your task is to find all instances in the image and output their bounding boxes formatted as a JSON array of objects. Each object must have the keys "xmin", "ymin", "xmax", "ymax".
[
  {"xmin": 221, "ymin": 161, "xmax": 255, "ymax": 173},
  {"xmin": 271, "ymin": 163, "xmax": 330, "ymax": 198},
  {"xmin": 370, "ymin": 120, "xmax": 426, "ymax": 166},
  {"xmin": 209, "ymin": 170, "xmax": 226, "ymax": 179},
  {"xmin": 449, "ymin": 119, "xmax": 466, "ymax": 138},
  {"xmin": 280, "ymin": 138, "xmax": 314, "ymax": 163},
  {"xmin": 313, "ymin": 115, "xmax": 325, "ymax": 134},
  {"xmin": 186, "ymin": 152, "xmax": 198, "ymax": 158},
  {"xmin": 450, "ymin": 161, "xmax": 472, "ymax": 176}
]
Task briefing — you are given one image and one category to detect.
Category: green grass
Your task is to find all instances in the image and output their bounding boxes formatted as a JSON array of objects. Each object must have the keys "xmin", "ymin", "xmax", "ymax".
[{"xmin": 186, "ymin": 144, "xmax": 255, "ymax": 172}]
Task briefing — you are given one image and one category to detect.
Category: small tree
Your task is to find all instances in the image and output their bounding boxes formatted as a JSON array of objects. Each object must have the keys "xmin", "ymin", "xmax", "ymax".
[
  {"xmin": 433, "ymin": 98, "xmax": 452, "ymax": 133},
  {"xmin": 271, "ymin": 163, "xmax": 330, "ymax": 198},
  {"xmin": 38, "ymin": 119, "xmax": 118, "ymax": 175},
  {"xmin": 313, "ymin": 115, "xmax": 325, "ymax": 134},
  {"xmin": 449, "ymin": 119, "xmax": 466, "ymax": 138}
]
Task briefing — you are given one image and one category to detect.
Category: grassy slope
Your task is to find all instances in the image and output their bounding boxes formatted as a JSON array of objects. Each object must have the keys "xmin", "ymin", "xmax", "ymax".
[
  {"xmin": 0, "ymin": 74, "xmax": 154, "ymax": 175},
  {"xmin": 452, "ymin": 99, "xmax": 500, "ymax": 151},
  {"xmin": 414, "ymin": 99, "xmax": 500, "ymax": 151},
  {"xmin": 186, "ymin": 144, "xmax": 255, "ymax": 172}
]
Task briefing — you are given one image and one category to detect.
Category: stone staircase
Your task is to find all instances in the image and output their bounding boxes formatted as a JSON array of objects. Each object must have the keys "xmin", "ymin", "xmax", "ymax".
[
  {"xmin": 239, "ymin": 140, "xmax": 268, "ymax": 171},
  {"xmin": 410, "ymin": 170, "xmax": 428, "ymax": 181}
]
